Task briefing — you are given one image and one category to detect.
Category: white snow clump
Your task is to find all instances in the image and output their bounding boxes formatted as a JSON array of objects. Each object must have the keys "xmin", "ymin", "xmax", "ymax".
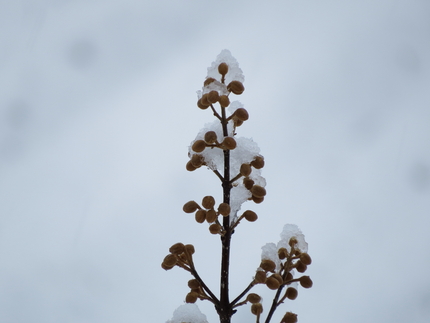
[{"xmin": 166, "ymin": 304, "xmax": 209, "ymax": 323}]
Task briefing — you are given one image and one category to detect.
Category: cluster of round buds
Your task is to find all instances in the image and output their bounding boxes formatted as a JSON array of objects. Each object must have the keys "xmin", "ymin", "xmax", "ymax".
[
  {"xmin": 281, "ymin": 312, "xmax": 298, "ymax": 323},
  {"xmin": 186, "ymin": 153, "xmax": 206, "ymax": 171},
  {"xmin": 231, "ymin": 107, "xmax": 249, "ymax": 128},
  {"xmin": 161, "ymin": 242, "xmax": 195, "ymax": 271},
  {"xmin": 185, "ymin": 278, "xmax": 208, "ymax": 304},
  {"xmin": 183, "ymin": 198, "xmax": 233, "ymax": 235}
]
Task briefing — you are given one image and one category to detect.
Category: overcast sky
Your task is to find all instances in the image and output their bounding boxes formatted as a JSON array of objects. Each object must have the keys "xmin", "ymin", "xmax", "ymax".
[{"xmin": 1, "ymin": 1, "xmax": 430, "ymax": 323}]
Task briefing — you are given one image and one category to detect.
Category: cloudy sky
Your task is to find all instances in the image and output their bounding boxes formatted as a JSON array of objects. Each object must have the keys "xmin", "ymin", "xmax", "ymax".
[{"xmin": 1, "ymin": 1, "xmax": 430, "ymax": 322}]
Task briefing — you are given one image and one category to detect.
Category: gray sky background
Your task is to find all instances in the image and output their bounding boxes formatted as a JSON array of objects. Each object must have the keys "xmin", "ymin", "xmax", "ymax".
[{"xmin": 1, "ymin": 1, "xmax": 430, "ymax": 322}]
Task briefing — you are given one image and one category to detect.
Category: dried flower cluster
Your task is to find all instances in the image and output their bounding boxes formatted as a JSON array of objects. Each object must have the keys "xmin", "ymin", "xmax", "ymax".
[{"xmin": 163, "ymin": 50, "xmax": 312, "ymax": 323}]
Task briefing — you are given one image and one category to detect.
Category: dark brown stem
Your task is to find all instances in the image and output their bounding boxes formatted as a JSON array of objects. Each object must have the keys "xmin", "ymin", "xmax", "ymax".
[
  {"xmin": 264, "ymin": 285, "xmax": 284, "ymax": 323},
  {"xmin": 230, "ymin": 281, "xmax": 256, "ymax": 307}
]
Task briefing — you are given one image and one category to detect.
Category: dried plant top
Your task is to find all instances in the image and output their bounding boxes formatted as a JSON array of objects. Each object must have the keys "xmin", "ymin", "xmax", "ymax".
[{"xmin": 164, "ymin": 50, "xmax": 312, "ymax": 323}]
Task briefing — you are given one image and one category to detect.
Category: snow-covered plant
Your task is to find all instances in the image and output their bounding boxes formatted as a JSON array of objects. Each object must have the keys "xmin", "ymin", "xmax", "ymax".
[{"xmin": 162, "ymin": 50, "xmax": 312, "ymax": 323}]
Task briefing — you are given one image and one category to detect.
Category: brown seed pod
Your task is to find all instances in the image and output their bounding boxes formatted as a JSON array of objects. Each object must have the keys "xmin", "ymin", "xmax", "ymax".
[
  {"xmin": 204, "ymin": 131, "xmax": 218, "ymax": 144},
  {"xmin": 221, "ymin": 137, "xmax": 237, "ymax": 150},
  {"xmin": 285, "ymin": 287, "xmax": 298, "ymax": 300},
  {"xmin": 195, "ymin": 209, "xmax": 206, "ymax": 223},
  {"xmin": 183, "ymin": 201, "xmax": 200, "ymax": 213},
  {"xmin": 188, "ymin": 279, "xmax": 200, "ymax": 289},
  {"xmin": 281, "ymin": 312, "xmax": 298, "ymax": 323},
  {"xmin": 185, "ymin": 244, "xmax": 195, "ymax": 255},
  {"xmin": 299, "ymin": 275, "xmax": 313, "ymax": 288},
  {"xmin": 218, "ymin": 203, "xmax": 231, "ymax": 216},
  {"xmin": 260, "ymin": 259, "xmax": 276, "ymax": 272},
  {"xmin": 218, "ymin": 62, "xmax": 228, "ymax": 76},
  {"xmin": 190, "ymin": 154, "xmax": 204, "ymax": 168},
  {"xmin": 205, "ymin": 209, "xmax": 217, "ymax": 223},
  {"xmin": 202, "ymin": 196, "xmax": 216, "ymax": 209},
  {"xmin": 265, "ymin": 276, "xmax": 281, "ymax": 290},
  {"xmin": 278, "ymin": 247, "xmax": 288, "ymax": 260},
  {"xmin": 209, "ymin": 223, "xmax": 221, "ymax": 234},
  {"xmin": 246, "ymin": 293, "xmax": 261, "ymax": 304},
  {"xmin": 197, "ymin": 99, "xmax": 210, "ymax": 110},
  {"xmin": 296, "ymin": 260, "xmax": 307, "ymax": 273},
  {"xmin": 227, "ymin": 80, "xmax": 245, "ymax": 95},
  {"xmin": 162, "ymin": 254, "xmax": 178, "ymax": 268},
  {"xmin": 289, "ymin": 237, "xmax": 298, "ymax": 248},
  {"xmin": 250, "ymin": 303, "xmax": 263, "ymax": 315},
  {"xmin": 271, "ymin": 273, "xmax": 283, "ymax": 285},
  {"xmin": 234, "ymin": 119, "xmax": 244, "ymax": 127},
  {"xmin": 185, "ymin": 292, "xmax": 199, "ymax": 304},
  {"xmin": 186, "ymin": 160, "xmax": 197, "ymax": 172},
  {"xmin": 234, "ymin": 108, "xmax": 249, "ymax": 121},
  {"xmin": 243, "ymin": 177, "xmax": 254, "ymax": 190},
  {"xmin": 240, "ymin": 163, "xmax": 252, "ymax": 177},
  {"xmin": 285, "ymin": 272, "xmax": 294, "ymax": 282},
  {"xmin": 300, "ymin": 253, "xmax": 312, "ymax": 265},
  {"xmin": 243, "ymin": 210, "xmax": 258, "ymax": 222},
  {"xmin": 251, "ymin": 185, "xmax": 266, "ymax": 198},
  {"xmin": 161, "ymin": 262, "xmax": 175, "ymax": 270},
  {"xmin": 192, "ymin": 140, "xmax": 206, "ymax": 153},
  {"xmin": 203, "ymin": 77, "xmax": 216, "ymax": 86},
  {"xmin": 251, "ymin": 156, "xmax": 265, "ymax": 169},
  {"xmin": 218, "ymin": 95, "xmax": 230, "ymax": 108},
  {"xmin": 254, "ymin": 270, "xmax": 267, "ymax": 284},
  {"xmin": 207, "ymin": 90, "xmax": 219, "ymax": 104},
  {"xmin": 252, "ymin": 195, "xmax": 264, "ymax": 204},
  {"xmin": 201, "ymin": 93, "xmax": 210, "ymax": 106},
  {"xmin": 169, "ymin": 242, "xmax": 185, "ymax": 255}
]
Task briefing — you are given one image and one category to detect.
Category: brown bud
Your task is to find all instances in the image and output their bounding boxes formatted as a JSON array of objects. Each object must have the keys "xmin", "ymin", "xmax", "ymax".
[
  {"xmin": 300, "ymin": 253, "xmax": 312, "ymax": 265},
  {"xmin": 201, "ymin": 93, "xmax": 210, "ymax": 106},
  {"xmin": 251, "ymin": 156, "xmax": 265, "ymax": 169},
  {"xmin": 218, "ymin": 62, "xmax": 228, "ymax": 76},
  {"xmin": 243, "ymin": 177, "xmax": 254, "ymax": 190},
  {"xmin": 296, "ymin": 260, "xmax": 307, "ymax": 273},
  {"xmin": 272, "ymin": 274, "xmax": 283, "ymax": 285},
  {"xmin": 260, "ymin": 259, "xmax": 276, "ymax": 272},
  {"xmin": 243, "ymin": 210, "xmax": 258, "ymax": 222},
  {"xmin": 289, "ymin": 237, "xmax": 298, "ymax": 248},
  {"xmin": 285, "ymin": 272, "xmax": 294, "ymax": 282},
  {"xmin": 285, "ymin": 287, "xmax": 298, "ymax": 300},
  {"xmin": 209, "ymin": 223, "xmax": 221, "ymax": 234},
  {"xmin": 169, "ymin": 242, "xmax": 185, "ymax": 255},
  {"xmin": 195, "ymin": 209, "xmax": 206, "ymax": 223},
  {"xmin": 197, "ymin": 99, "xmax": 210, "ymax": 110},
  {"xmin": 240, "ymin": 163, "xmax": 252, "ymax": 177},
  {"xmin": 247, "ymin": 293, "xmax": 261, "ymax": 304},
  {"xmin": 184, "ymin": 244, "xmax": 195, "ymax": 257},
  {"xmin": 185, "ymin": 292, "xmax": 199, "ymax": 303},
  {"xmin": 234, "ymin": 118, "xmax": 244, "ymax": 127},
  {"xmin": 202, "ymin": 196, "xmax": 215, "ymax": 209},
  {"xmin": 190, "ymin": 154, "xmax": 204, "ymax": 167},
  {"xmin": 278, "ymin": 247, "xmax": 288, "ymax": 260},
  {"xmin": 183, "ymin": 201, "xmax": 200, "ymax": 213},
  {"xmin": 162, "ymin": 254, "xmax": 177, "ymax": 268},
  {"xmin": 250, "ymin": 303, "xmax": 263, "ymax": 315},
  {"xmin": 188, "ymin": 279, "xmax": 200, "ymax": 289},
  {"xmin": 227, "ymin": 80, "xmax": 245, "ymax": 95},
  {"xmin": 161, "ymin": 262, "xmax": 175, "ymax": 270},
  {"xmin": 254, "ymin": 270, "xmax": 267, "ymax": 284},
  {"xmin": 204, "ymin": 77, "xmax": 216, "ymax": 86},
  {"xmin": 204, "ymin": 131, "xmax": 218, "ymax": 144},
  {"xmin": 221, "ymin": 137, "xmax": 237, "ymax": 150},
  {"xmin": 234, "ymin": 108, "xmax": 249, "ymax": 121},
  {"xmin": 207, "ymin": 90, "xmax": 219, "ymax": 104},
  {"xmin": 252, "ymin": 195, "xmax": 264, "ymax": 204},
  {"xmin": 266, "ymin": 276, "xmax": 281, "ymax": 290},
  {"xmin": 206, "ymin": 209, "xmax": 217, "ymax": 223},
  {"xmin": 299, "ymin": 276, "xmax": 313, "ymax": 288},
  {"xmin": 218, "ymin": 95, "xmax": 230, "ymax": 108},
  {"xmin": 281, "ymin": 312, "xmax": 298, "ymax": 323},
  {"xmin": 218, "ymin": 203, "xmax": 231, "ymax": 216},
  {"xmin": 192, "ymin": 140, "xmax": 206, "ymax": 153},
  {"xmin": 186, "ymin": 160, "xmax": 197, "ymax": 171},
  {"xmin": 251, "ymin": 185, "xmax": 266, "ymax": 198}
]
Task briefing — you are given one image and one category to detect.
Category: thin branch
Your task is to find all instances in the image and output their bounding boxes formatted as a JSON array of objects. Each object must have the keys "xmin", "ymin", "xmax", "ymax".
[
  {"xmin": 213, "ymin": 170, "xmax": 224, "ymax": 182},
  {"xmin": 230, "ymin": 281, "xmax": 256, "ymax": 307}
]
